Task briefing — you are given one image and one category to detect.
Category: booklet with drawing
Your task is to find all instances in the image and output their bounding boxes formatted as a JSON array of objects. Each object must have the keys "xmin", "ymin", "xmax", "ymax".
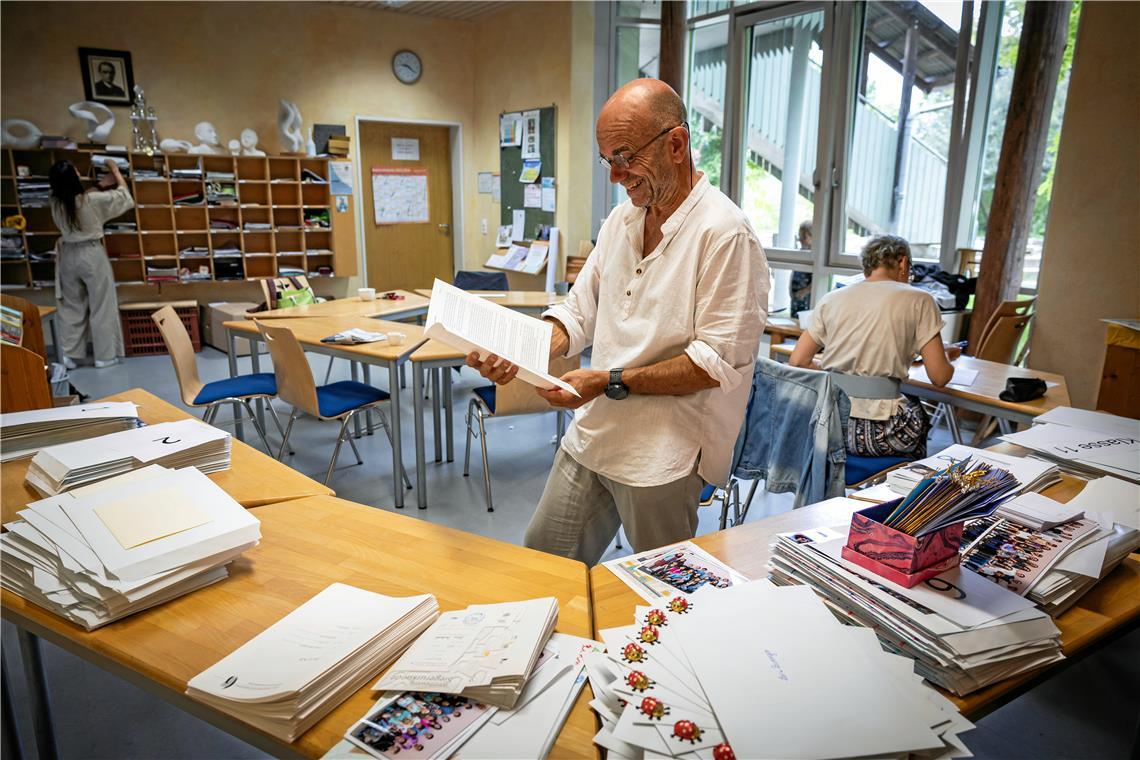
[{"xmin": 424, "ymin": 279, "xmax": 578, "ymax": 396}]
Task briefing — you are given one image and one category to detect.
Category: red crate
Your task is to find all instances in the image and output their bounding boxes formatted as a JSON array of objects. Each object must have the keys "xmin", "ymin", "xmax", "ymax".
[{"xmin": 120, "ymin": 301, "xmax": 200, "ymax": 356}]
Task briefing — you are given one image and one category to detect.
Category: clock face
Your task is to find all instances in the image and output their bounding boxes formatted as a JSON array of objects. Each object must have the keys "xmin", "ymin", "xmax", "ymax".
[{"xmin": 393, "ymin": 50, "xmax": 422, "ymax": 84}]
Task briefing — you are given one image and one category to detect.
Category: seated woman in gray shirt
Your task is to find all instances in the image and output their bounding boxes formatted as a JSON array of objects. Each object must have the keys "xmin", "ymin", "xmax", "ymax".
[{"xmin": 788, "ymin": 235, "xmax": 959, "ymax": 459}]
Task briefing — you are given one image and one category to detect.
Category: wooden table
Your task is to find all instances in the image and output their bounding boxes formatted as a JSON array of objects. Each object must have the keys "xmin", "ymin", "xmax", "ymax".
[
  {"xmin": 408, "ymin": 340, "xmax": 468, "ymax": 509},
  {"xmin": 0, "ymin": 388, "xmax": 332, "ymax": 526},
  {"xmin": 2, "ymin": 495, "xmax": 596, "ymax": 759},
  {"xmin": 763, "ymin": 316, "xmax": 803, "ymax": 359},
  {"xmin": 770, "ymin": 345, "xmax": 1071, "ymax": 428},
  {"xmin": 255, "ymin": 290, "xmax": 430, "ymax": 322},
  {"xmin": 414, "ymin": 288, "xmax": 567, "ymax": 315},
  {"xmin": 590, "ymin": 473, "xmax": 1140, "ymax": 720},
  {"xmin": 225, "ymin": 317, "xmax": 426, "ymax": 508}
]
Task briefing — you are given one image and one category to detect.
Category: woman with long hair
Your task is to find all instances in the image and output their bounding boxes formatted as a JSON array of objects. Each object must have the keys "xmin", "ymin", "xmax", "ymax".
[{"xmin": 48, "ymin": 158, "xmax": 133, "ymax": 368}]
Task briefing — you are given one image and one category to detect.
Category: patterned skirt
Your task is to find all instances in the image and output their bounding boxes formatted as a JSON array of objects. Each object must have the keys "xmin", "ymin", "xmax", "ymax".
[{"xmin": 847, "ymin": 395, "xmax": 930, "ymax": 459}]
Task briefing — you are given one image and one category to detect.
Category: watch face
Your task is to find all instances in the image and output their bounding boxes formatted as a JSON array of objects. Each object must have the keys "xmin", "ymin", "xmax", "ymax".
[
  {"xmin": 605, "ymin": 383, "xmax": 629, "ymax": 400},
  {"xmin": 393, "ymin": 50, "xmax": 422, "ymax": 84}
]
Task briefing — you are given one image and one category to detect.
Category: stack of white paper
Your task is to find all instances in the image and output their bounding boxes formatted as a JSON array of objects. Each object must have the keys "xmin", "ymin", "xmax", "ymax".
[
  {"xmin": 768, "ymin": 504, "xmax": 1065, "ymax": 696},
  {"xmin": 25, "ymin": 419, "xmax": 231, "ymax": 496},
  {"xmin": 587, "ymin": 582, "xmax": 974, "ymax": 760},
  {"xmin": 423, "ymin": 279, "xmax": 579, "ymax": 396},
  {"xmin": 0, "ymin": 402, "xmax": 139, "ymax": 461},
  {"xmin": 187, "ymin": 583, "xmax": 439, "ymax": 742},
  {"xmin": 373, "ymin": 597, "xmax": 559, "ymax": 709},
  {"xmin": 887, "ymin": 444, "xmax": 1061, "ymax": 496},
  {"xmin": 995, "ymin": 492, "xmax": 1084, "ymax": 530},
  {"xmin": 1001, "ymin": 413, "xmax": 1140, "ymax": 483},
  {"xmin": 0, "ymin": 465, "xmax": 259, "ymax": 630},
  {"xmin": 334, "ymin": 633, "xmax": 603, "ymax": 760}
]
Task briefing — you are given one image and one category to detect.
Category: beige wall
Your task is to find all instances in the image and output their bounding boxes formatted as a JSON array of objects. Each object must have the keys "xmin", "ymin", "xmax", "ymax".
[
  {"xmin": 1029, "ymin": 1, "xmax": 1140, "ymax": 409},
  {"xmin": 0, "ymin": 1, "xmax": 593, "ymax": 298}
]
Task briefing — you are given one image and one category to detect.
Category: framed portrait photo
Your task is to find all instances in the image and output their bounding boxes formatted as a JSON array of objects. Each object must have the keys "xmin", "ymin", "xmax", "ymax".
[{"xmin": 79, "ymin": 47, "xmax": 135, "ymax": 106}]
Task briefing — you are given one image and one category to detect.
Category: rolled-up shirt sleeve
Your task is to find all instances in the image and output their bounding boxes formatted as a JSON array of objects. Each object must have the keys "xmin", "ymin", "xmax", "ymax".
[
  {"xmin": 542, "ymin": 247, "xmax": 601, "ymax": 358},
  {"xmin": 684, "ymin": 230, "xmax": 769, "ymax": 393}
]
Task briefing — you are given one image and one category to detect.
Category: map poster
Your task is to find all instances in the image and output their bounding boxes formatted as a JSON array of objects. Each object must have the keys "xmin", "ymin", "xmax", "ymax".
[{"xmin": 372, "ymin": 166, "xmax": 429, "ymax": 225}]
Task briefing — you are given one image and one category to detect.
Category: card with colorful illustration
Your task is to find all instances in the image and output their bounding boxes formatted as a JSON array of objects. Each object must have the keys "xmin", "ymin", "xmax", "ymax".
[
  {"xmin": 345, "ymin": 691, "xmax": 495, "ymax": 759},
  {"xmin": 603, "ymin": 541, "xmax": 748, "ymax": 604}
]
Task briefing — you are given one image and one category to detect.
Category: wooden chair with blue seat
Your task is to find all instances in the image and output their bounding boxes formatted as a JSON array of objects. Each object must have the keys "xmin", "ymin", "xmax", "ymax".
[
  {"xmin": 256, "ymin": 320, "xmax": 412, "ymax": 487},
  {"xmin": 463, "ymin": 355, "xmax": 577, "ymax": 511},
  {"xmin": 454, "ymin": 270, "xmax": 509, "ymax": 292},
  {"xmin": 151, "ymin": 304, "xmax": 286, "ymax": 455}
]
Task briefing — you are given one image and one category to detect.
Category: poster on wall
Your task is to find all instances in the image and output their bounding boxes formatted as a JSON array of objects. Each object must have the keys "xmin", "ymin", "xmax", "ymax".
[
  {"xmin": 391, "ymin": 138, "xmax": 420, "ymax": 161},
  {"xmin": 521, "ymin": 109, "xmax": 540, "ymax": 159},
  {"xmin": 329, "ymin": 161, "xmax": 354, "ymax": 195},
  {"xmin": 499, "ymin": 113, "xmax": 522, "ymax": 147},
  {"xmin": 372, "ymin": 167, "xmax": 429, "ymax": 225}
]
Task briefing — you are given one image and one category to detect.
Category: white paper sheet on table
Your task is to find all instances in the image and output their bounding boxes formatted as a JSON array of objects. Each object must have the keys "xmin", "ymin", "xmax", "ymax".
[
  {"xmin": 1065, "ymin": 476, "xmax": 1140, "ymax": 529},
  {"xmin": 1035, "ymin": 407, "xmax": 1140, "ymax": 438},
  {"xmin": 424, "ymin": 279, "xmax": 578, "ymax": 396},
  {"xmin": 911, "ymin": 365, "xmax": 979, "ymax": 387}
]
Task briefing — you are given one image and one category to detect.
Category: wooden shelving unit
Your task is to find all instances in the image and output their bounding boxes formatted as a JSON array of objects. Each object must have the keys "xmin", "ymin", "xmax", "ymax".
[{"xmin": 0, "ymin": 148, "xmax": 355, "ymax": 290}]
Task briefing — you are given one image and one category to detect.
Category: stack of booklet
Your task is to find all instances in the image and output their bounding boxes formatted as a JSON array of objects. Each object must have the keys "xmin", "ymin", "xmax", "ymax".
[
  {"xmin": 25, "ymin": 419, "xmax": 231, "ymax": 496},
  {"xmin": 886, "ymin": 444, "xmax": 1061, "ymax": 497},
  {"xmin": 373, "ymin": 597, "xmax": 559, "ymax": 709},
  {"xmin": 187, "ymin": 583, "xmax": 439, "ymax": 742},
  {"xmin": 0, "ymin": 402, "xmax": 140, "ymax": 462},
  {"xmin": 587, "ymin": 581, "xmax": 975, "ymax": 760},
  {"xmin": 336, "ymin": 632, "xmax": 602, "ymax": 760},
  {"xmin": 0, "ymin": 465, "xmax": 260, "ymax": 630},
  {"xmin": 768, "ymin": 503, "xmax": 1065, "ymax": 696},
  {"xmin": 1001, "ymin": 407, "xmax": 1140, "ymax": 483},
  {"xmin": 967, "ymin": 478, "xmax": 1140, "ymax": 615}
]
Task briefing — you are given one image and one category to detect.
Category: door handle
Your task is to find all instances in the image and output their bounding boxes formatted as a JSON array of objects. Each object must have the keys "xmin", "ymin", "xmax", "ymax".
[{"xmin": 438, "ymin": 223, "xmax": 450, "ymax": 236}]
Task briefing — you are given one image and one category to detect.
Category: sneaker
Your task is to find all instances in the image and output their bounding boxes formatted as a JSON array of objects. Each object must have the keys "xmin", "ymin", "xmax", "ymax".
[
  {"xmin": 94, "ymin": 358, "xmax": 120, "ymax": 369},
  {"xmin": 63, "ymin": 356, "xmax": 79, "ymax": 369}
]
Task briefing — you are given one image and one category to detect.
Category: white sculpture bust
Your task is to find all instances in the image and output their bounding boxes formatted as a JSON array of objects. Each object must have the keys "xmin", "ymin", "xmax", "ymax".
[
  {"xmin": 240, "ymin": 128, "xmax": 265, "ymax": 157},
  {"xmin": 188, "ymin": 121, "xmax": 222, "ymax": 154}
]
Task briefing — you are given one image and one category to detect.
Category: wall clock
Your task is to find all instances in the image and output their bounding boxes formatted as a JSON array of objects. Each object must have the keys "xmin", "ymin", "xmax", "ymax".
[{"xmin": 393, "ymin": 50, "xmax": 422, "ymax": 85}]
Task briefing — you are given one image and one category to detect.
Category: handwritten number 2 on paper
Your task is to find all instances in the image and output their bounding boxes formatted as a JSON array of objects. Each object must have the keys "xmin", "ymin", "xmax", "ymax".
[{"xmin": 154, "ymin": 436, "xmax": 182, "ymax": 445}]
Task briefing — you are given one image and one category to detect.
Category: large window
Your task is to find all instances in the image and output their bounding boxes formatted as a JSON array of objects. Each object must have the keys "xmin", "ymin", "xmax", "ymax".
[{"xmin": 687, "ymin": 19, "xmax": 729, "ymax": 190}]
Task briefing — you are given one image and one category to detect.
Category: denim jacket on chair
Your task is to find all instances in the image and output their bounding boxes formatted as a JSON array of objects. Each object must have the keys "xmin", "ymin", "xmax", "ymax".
[{"xmin": 731, "ymin": 357, "xmax": 849, "ymax": 508}]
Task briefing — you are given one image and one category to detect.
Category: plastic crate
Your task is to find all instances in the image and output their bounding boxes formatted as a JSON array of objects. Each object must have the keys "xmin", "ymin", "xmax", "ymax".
[{"xmin": 120, "ymin": 301, "xmax": 200, "ymax": 356}]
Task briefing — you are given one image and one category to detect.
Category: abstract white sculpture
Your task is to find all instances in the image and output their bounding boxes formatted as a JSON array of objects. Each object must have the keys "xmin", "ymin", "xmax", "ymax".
[
  {"xmin": 159, "ymin": 138, "xmax": 193, "ymax": 153},
  {"xmin": 278, "ymin": 100, "xmax": 304, "ymax": 153},
  {"xmin": 240, "ymin": 128, "xmax": 265, "ymax": 157},
  {"xmin": 68, "ymin": 101, "xmax": 116, "ymax": 143},
  {"xmin": 187, "ymin": 121, "xmax": 223, "ymax": 155},
  {"xmin": 1, "ymin": 119, "xmax": 43, "ymax": 149}
]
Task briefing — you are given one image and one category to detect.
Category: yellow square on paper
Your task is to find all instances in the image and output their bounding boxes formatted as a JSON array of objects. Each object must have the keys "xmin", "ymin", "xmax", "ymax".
[{"xmin": 93, "ymin": 488, "xmax": 212, "ymax": 550}]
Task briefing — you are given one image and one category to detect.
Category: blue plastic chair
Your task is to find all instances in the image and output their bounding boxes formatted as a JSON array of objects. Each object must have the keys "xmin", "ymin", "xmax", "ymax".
[
  {"xmin": 257, "ymin": 321, "xmax": 411, "ymax": 486},
  {"xmin": 151, "ymin": 305, "xmax": 286, "ymax": 455},
  {"xmin": 845, "ymin": 454, "xmax": 912, "ymax": 487},
  {"xmin": 454, "ymin": 270, "xmax": 509, "ymax": 291}
]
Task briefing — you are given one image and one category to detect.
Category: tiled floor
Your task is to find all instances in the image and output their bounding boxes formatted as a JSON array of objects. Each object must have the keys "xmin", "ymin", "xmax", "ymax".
[{"xmin": 3, "ymin": 347, "xmax": 1137, "ymax": 759}]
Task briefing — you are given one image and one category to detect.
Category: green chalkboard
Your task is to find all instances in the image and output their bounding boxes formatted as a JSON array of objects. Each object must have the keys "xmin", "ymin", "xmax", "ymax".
[{"xmin": 500, "ymin": 106, "xmax": 556, "ymax": 240}]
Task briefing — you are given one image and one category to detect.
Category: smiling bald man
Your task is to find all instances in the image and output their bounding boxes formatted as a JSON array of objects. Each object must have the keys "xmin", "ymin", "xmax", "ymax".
[{"xmin": 468, "ymin": 78, "xmax": 770, "ymax": 564}]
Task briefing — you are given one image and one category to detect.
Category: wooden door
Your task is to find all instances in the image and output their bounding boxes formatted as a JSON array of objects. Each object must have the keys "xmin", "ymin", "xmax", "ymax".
[{"xmin": 359, "ymin": 121, "xmax": 453, "ymax": 290}]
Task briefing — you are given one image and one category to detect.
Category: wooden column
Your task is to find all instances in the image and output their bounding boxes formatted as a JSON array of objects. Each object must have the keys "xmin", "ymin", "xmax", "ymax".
[
  {"xmin": 968, "ymin": 0, "xmax": 1071, "ymax": 351},
  {"xmin": 659, "ymin": 0, "xmax": 687, "ymax": 95}
]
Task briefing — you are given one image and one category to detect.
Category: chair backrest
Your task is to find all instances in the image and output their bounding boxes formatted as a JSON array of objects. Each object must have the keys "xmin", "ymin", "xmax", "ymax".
[
  {"xmin": 491, "ymin": 355, "xmax": 580, "ymax": 417},
  {"xmin": 975, "ymin": 297, "xmax": 1037, "ymax": 365},
  {"xmin": 956, "ymin": 248, "xmax": 982, "ymax": 278},
  {"xmin": 151, "ymin": 305, "xmax": 204, "ymax": 406},
  {"xmin": 258, "ymin": 275, "xmax": 312, "ymax": 308},
  {"xmin": 1, "ymin": 343, "xmax": 52, "ymax": 412},
  {"xmin": 256, "ymin": 321, "xmax": 320, "ymax": 417},
  {"xmin": 454, "ymin": 270, "xmax": 509, "ymax": 292},
  {"xmin": 0, "ymin": 294, "xmax": 46, "ymax": 359}
]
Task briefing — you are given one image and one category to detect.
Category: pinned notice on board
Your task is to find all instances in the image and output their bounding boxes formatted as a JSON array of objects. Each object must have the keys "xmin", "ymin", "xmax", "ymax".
[
  {"xmin": 491, "ymin": 173, "xmax": 501, "ymax": 203},
  {"xmin": 477, "ymin": 172, "xmax": 493, "ymax": 193},
  {"xmin": 521, "ymin": 109, "xmax": 541, "ymax": 159},
  {"xmin": 540, "ymin": 176, "xmax": 556, "ymax": 212},
  {"xmin": 372, "ymin": 167, "xmax": 429, "ymax": 225},
  {"xmin": 523, "ymin": 183, "xmax": 542, "ymax": 208},
  {"xmin": 519, "ymin": 158, "xmax": 541, "ymax": 183},
  {"xmin": 500, "ymin": 113, "xmax": 522, "ymax": 147},
  {"xmin": 329, "ymin": 160, "xmax": 353, "ymax": 195}
]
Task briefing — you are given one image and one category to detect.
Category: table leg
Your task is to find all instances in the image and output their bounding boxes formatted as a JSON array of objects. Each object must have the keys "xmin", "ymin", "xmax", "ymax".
[
  {"xmin": 443, "ymin": 367, "xmax": 454, "ymax": 463},
  {"xmin": 226, "ymin": 327, "xmax": 244, "ymax": 441},
  {"xmin": 3, "ymin": 655, "xmax": 23, "ymax": 760},
  {"xmin": 249, "ymin": 339, "xmax": 265, "ymax": 431},
  {"xmin": 16, "ymin": 629, "xmax": 58, "ymax": 760},
  {"xmin": 350, "ymin": 361, "xmax": 363, "ymax": 439},
  {"xmin": 363, "ymin": 364, "xmax": 375, "ymax": 435},
  {"xmin": 431, "ymin": 368, "xmax": 442, "ymax": 463},
  {"xmin": 997, "ymin": 417, "xmax": 1013, "ymax": 436},
  {"xmin": 945, "ymin": 404, "xmax": 964, "ymax": 445},
  {"xmin": 413, "ymin": 363, "xmax": 428, "ymax": 509},
  {"xmin": 48, "ymin": 313, "xmax": 61, "ymax": 366},
  {"xmin": 388, "ymin": 361, "xmax": 405, "ymax": 509}
]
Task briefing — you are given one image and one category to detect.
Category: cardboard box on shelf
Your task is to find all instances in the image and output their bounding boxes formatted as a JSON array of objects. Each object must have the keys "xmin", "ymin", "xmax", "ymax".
[{"xmin": 203, "ymin": 302, "xmax": 258, "ymax": 356}]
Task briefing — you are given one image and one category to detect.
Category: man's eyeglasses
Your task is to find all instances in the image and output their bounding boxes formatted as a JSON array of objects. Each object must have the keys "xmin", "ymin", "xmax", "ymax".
[{"xmin": 598, "ymin": 122, "xmax": 686, "ymax": 171}]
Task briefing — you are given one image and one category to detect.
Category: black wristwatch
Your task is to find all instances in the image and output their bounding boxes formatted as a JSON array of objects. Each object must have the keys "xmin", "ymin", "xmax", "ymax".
[{"xmin": 604, "ymin": 368, "xmax": 629, "ymax": 400}]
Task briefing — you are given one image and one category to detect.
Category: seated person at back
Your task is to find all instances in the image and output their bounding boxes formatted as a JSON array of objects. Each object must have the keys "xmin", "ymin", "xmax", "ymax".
[{"xmin": 788, "ymin": 234, "xmax": 958, "ymax": 459}]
